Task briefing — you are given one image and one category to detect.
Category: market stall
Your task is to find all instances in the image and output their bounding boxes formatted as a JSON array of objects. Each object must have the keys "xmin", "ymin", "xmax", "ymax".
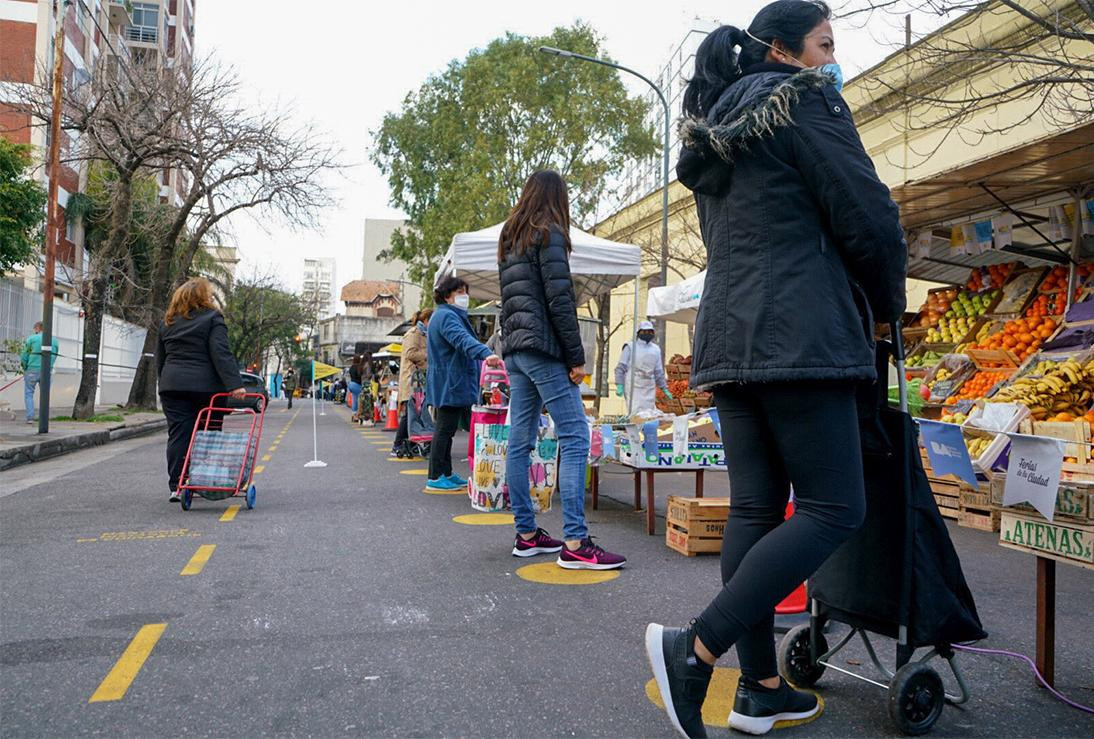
[{"xmin": 892, "ymin": 123, "xmax": 1094, "ymax": 687}]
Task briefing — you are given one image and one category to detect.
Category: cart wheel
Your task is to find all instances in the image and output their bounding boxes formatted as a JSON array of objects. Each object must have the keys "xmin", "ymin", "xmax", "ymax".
[
  {"xmin": 888, "ymin": 663, "xmax": 945, "ymax": 735},
  {"xmin": 180, "ymin": 489, "xmax": 192, "ymax": 511},
  {"xmin": 777, "ymin": 624, "xmax": 827, "ymax": 688},
  {"xmin": 246, "ymin": 484, "xmax": 256, "ymax": 510}
]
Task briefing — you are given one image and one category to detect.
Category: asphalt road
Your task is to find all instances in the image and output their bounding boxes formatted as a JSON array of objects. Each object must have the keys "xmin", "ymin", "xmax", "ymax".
[{"xmin": 1, "ymin": 399, "xmax": 1091, "ymax": 737}]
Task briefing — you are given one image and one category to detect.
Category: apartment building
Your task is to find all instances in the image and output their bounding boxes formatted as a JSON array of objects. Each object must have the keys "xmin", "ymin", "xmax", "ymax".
[
  {"xmin": 302, "ymin": 257, "xmax": 337, "ymax": 321},
  {"xmin": 361, "ymin": 218, "xmax": 422, "ymax": 311}
]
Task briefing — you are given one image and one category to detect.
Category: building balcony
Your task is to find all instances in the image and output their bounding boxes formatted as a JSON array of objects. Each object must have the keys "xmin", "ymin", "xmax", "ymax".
[
  {"xmin": 124, "ymin": 26, "xmax": 159, "ymax": 45},
  {"xmin": 108, "ymin": 1, "xmax": 134, "ymax": 31}
]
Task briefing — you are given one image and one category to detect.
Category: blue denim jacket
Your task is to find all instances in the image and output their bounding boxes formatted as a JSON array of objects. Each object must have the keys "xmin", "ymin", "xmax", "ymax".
[{"xmin": 426, "ymin": 304, "xmax": 491, "ymax": 408}]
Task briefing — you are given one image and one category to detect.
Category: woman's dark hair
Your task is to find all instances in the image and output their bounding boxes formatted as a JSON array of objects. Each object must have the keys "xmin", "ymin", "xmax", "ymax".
[
  {"xmin": 497, "ymin": 170, "xmax": 572, "ymax": 262},
  {"xmin": 682, "ymin": 0, "xmax": 830, "ymax": 118},
  {"xmin": 433, "ymin": 275, "xmax": 469, "ymax": 305}
]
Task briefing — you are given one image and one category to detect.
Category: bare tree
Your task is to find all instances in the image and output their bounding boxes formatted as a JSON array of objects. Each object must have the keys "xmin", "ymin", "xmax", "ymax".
[{"xmin": 835, "ymin": 0, "xmax": 1093, "ymax": 163}]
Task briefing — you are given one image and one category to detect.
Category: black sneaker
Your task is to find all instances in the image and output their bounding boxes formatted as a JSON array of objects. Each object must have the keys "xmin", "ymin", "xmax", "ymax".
[
  {"xmin": 169, "ymin": 492, "xmax": 180, "ymax": 503},
  {"xmin": 727, "ymin": 676, "xmax": 820, "ymax": 735},
  {"xmin": 644, "ymin": 622, "xmax": 712, "ymax": 738}
]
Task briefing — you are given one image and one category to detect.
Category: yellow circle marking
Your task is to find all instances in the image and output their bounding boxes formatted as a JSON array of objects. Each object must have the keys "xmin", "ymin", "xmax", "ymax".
[
  {"xmin": 515, "ymin": 562, "xmax": 620, "ymax": 585},
  {"xmin": 399, "ymin": 469, "xmax": 429, "ymax": 476},
  {"xmin": 423, "ymin": 487, "xmax": 466, "ymax": 495},
  {"xmin": 452, "ymin": 513, "xmax": 514, "ymax": 525},
  {"xmin": 645, "ymin": 668, "xmax": 824, "ymax": 730},
  {"xmin": 386, "ymin": 457, "xmax": 420, "ymax": 463}
]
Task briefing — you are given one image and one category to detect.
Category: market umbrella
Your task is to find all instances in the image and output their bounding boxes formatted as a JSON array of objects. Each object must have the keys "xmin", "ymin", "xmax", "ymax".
[
  {"xmin": 646, "ymin": 270, "xmax": 706, "ymax": 325},
  {"xmin": 433, "ymin": 222, "xmax": 642, "ymax": 305}
]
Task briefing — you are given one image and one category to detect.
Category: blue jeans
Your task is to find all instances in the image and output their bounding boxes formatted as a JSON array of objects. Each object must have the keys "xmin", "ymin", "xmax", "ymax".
[
  {"xmin": 23, "ymin": 371, "xmax": 40, "ymax": 421},
  {"xmin": 505, "ymin": 351, "xmax": 590, "ymax": 541},
  {"xmin": 348, "ymin": 381, "xmax": 362, "ymax": 412}
]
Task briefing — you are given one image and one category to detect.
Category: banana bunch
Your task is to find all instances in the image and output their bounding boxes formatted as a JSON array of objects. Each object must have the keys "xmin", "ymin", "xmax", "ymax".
[
  {"xmin": 928, "ymin": 367, "xmax": 952, "ymax": 390},
  {"xmin": 966, "ymin": 436, "xmax": 992, "ymax": 458},
  {"xmin": 1026, "ymin": 359, "xmax": 1060, "ymax": 377},
  {"xmin": 991, "ymin": 359, "xmax": 1094, "ymax": 420}
]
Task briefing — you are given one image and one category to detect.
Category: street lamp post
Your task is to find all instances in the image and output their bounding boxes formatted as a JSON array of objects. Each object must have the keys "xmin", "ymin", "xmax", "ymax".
[{"xmin": 538, "ymin": 45, "xmax": 671, "ymax": 415}]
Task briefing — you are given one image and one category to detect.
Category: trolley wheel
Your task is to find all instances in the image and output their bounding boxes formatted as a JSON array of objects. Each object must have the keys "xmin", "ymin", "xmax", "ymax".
[
  {"xmin": 180, "ymin": 489, "xmax": 192, "ymax": 511},
  {"xmin": 777, "ymin": 624, "xmax": 827, "ymax": 688},
  {"xmin": 888, "ymin": 662, "xmax": 945, "ymax": 735},
  {"xmin": 246, "ymin": 484, "xmax": 256, "ymax": 509}
]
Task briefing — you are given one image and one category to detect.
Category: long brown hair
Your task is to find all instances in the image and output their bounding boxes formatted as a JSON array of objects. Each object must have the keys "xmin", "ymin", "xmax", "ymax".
[
  {"xmin": 497, "ymin": 170, "xmax": 571, "ymax": 262},
  {"xmin": 165, "ymin": 278, "xmax": 217, "ymax": 325}
]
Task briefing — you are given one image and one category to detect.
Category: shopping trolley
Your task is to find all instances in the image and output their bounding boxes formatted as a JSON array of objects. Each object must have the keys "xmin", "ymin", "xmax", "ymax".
[
  {"xmin": 776, "ymin": 323, "xmax": 986, "ymax": 735},
  {"xmin": 177, "ymin": 392, "xmax": 267, "ymax": 511}
]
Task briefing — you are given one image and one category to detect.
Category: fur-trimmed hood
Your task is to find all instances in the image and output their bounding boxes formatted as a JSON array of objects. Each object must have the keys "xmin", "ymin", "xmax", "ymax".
[{"xmin": 679, "ymin": 67, "xmax": 833, "ymax": 164}]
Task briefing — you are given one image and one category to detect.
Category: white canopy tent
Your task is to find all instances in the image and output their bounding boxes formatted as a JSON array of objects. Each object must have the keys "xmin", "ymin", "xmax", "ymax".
[
  {"xmin": 433, "ymin": 222, "xmax": 642, "ymax": 305},
  {"xmin": 647, "ymin": 270, "xmax": 706, "ymax": 324}
]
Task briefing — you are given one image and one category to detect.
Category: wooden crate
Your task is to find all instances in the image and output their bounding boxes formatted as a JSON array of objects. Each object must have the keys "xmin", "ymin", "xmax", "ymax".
[
  {"xmin": 966, "ymin": 347, "xmax": 1021, "ymax": 370},
  {"xmin": 999, "ymin": 511, "xmax": 1094, "ymax": 569},
  {"xmin": 666, "ymin": 496, "xmax": 729, "ymax": 557},
  {"xmin": 1018, "ymin": 419, "xmax": 1091, "ymax": 465},
  {"xmin": 666, "ymin": 364, "xmax": 691, "ymax": 381},
  {"xmin": 990, "ymin": 476, "xmax": 1092, "ymax": 522},
  {"xmin": 958, "ymin": 504, "xmax": 1001, "ymax": 532}
]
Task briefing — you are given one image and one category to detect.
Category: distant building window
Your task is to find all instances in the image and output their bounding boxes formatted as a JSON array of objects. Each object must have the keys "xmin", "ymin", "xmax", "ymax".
[{"xmin": 127, "ymin": 3, "xmax": 159, "ymax": 43}]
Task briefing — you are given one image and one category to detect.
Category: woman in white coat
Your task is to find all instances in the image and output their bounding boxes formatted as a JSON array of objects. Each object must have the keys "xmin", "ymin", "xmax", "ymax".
[{"xmin": 614, "ymin": 320, "xmax": 672, "ymax": 412}]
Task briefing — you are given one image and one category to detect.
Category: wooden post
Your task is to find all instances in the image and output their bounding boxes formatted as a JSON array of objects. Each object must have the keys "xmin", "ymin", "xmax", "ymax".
[
  {"xmin": 695, "ymin": 468, "xmax": 704, "ymax": 498},
  {"xmin": 646, "ymin": 470, "xmax": 656, "ymax": 535},
  {"xmin": 1035, "ymin": 556, "xmax": 1056, "ymax": 688}
]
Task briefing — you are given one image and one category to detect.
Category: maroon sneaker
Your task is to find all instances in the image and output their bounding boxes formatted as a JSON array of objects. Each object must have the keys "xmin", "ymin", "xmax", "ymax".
[
  {"xmin": 511, "ymin": 528, "xmax": 563, "ymax": 557},
  {"xmin": 557, "ymin": 538, "xmax": 626, "ymax": 570}
]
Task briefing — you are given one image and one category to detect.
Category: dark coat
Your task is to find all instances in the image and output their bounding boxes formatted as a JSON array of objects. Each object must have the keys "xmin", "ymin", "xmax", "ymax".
[
  {"xmin": 156, "ymin": 309, "xmax": 243, "ymax": 394},
  {"xmin": 498, "ymin": 226, "xmax": 585, "ymax": 368},
  {"xmin": 426, "ymin": 303, "xmax": 492, "ymax": 408},
  {"xmin": 677, "ymin": 64, "xmax": 906, "ymax": 387}
]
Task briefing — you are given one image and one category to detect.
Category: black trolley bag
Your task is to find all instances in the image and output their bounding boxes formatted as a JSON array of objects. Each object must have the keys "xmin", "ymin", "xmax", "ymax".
[{"xmin": 777, "ymin": 323, "xmax": 987, "ymax": 735}]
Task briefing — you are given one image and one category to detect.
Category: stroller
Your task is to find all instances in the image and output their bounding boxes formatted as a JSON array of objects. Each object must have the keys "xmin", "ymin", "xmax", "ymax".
[{"xmin": 777, "ymin": 323, "xmax": 986, "ymax": 735}]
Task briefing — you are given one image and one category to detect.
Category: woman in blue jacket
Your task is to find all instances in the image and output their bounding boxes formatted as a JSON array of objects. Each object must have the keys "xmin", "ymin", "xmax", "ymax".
[{"xmin": 425, "ymin": 276, "xmax": 501, "ymax": 491}]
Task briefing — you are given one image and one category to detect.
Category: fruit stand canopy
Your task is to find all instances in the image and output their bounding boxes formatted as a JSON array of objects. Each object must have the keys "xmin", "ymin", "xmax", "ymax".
[
  {"xmin": 647, "ymin": 270, "xmax": 706, "ymax": 324},
  {"xmin": 433, "ymin": 222, "xmax": 642, "ymax": 305},
  {"xmin": 897, "ymin": 121, "xmax": 1094, "ymax": 285}
]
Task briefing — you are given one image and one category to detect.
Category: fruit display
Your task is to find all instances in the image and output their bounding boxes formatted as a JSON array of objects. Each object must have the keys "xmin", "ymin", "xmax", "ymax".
[
  {"xmin": 940, "ymin": 410, "xmax": 969, "ymax": 424},
  {"xmin": 906, "ymin": 349, "xmax": 945, "ymax": 369},
  {"xmin": 955, "ymin": 321, "xmax": 997, "ymax": 353},
  {"xmin": 965, "ymin": 435, "xmax": 992, "ymax": 458},
  {"xmin": 1025, "ymin": 292, "xmax": 1070, "ymax": 318},
  {"xmin": 990, "ymin": 358, "xmax": 1094, "ymax": 421},
  {"xmin": 966, "ymin": 262, "xmax": 1017, "ymax": 291},
  {"xmin": 968, "ymin": 316, "xmax": 1058, "ymax": 362},
  {"xmin": 913, "ymin": 288, "xmax": 959, "ymax": 328},
  {"xmin": 1038, "ymin": 265, "xmax": 1073, "ymax": 292},
  {"xmin": 946, "ymin": 370, "xmax": 1011, "ymax": 403},
  {"xmin": 993, "ymin": 269, "xmax": 1043, "ymax": 314}
]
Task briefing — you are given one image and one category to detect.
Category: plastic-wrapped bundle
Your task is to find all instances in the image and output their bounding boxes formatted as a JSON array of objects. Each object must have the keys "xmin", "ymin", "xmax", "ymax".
[{"xmin": 188, "ymin": 431, "xmax": 251, "ymax": 494}]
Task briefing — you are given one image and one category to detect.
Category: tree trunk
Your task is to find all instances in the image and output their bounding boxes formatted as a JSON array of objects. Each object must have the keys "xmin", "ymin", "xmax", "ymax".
[
  {"xmin": 126, "ymin": 325, "xmax": 159, "ymax": 409},
  {"xmin": 72, "ymin": 274, "xmax": 108, "ymax": 419},
  {"xmin": 592, "ymin": 294, "xmax": 611, "ymax": 416}
]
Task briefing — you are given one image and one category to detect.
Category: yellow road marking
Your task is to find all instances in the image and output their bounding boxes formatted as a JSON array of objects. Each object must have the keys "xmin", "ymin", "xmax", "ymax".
[
  {"xmin": 253, "ymin": 465, "xmax": 265, "ymax": 475},
  {"xmin": 77, "ymin": 537, "xmax": 99, "ymax": 543},
  {"xmin": 180, "ymin": 544, "xmax": 216, "ymax": 575},
  {"xmin": 261, "ymin": 454, "xmax": 271, "ymax": 461},
  {"xmin": 369, "ymin": 441, "xmax": 388, "ymax": 445},
  {"xmin": 386, "ymin": 458, "xmax": 418, "ymax": 463},
  {"xmin": 88, "ymin": 624, "xmax": 167, "ymax": 703},
  {"xmin": 78, "ymin": 529, "xmax": 199, "ymax": 543},
  {"xmin": 515, "ymin": 563, "xmax": 620, "ymax": 585},
  {"xmin": 453, "ymin": 513, "xmax": 514, "ymax": 525},
  {"xmin": 219, "ymin": 505, "xmax": 241, "ymax": 522},
  {"xmin": 399, "ymin": 469, "xmax": 429, "ymax": 475}
]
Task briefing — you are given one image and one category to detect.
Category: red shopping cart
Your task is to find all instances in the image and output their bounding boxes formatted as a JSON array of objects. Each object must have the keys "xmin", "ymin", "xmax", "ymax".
[{"xmin": 177, "ymin": 392, "xmax": 267, "ymax": 511}]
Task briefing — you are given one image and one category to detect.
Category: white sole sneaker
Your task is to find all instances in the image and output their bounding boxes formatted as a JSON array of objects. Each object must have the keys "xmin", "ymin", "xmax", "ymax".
[
  {"xmin": 511, "ymin": 545, "xmax": 563, "ymax": 557},
  {"xmin": 644, "ymin": 623, "xmax": 690, "ymax": 738},
  {"xmin": 556, "ymin": 557, "xmax": 624, "ymax": 570},
  {"xmin": 727, "ymin": 704, "xmax": 820, "ymax": 736}
]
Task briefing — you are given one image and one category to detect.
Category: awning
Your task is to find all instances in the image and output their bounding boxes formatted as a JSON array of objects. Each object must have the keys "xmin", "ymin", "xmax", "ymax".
[
  {"xmin": 647, "ymin": 270, "xmax": 706, "ymax": 324},
  {"xmin": 433, "ymin": 222, "xmax": 642, "ymax": 305},
  {"xmin": 892, "ymin": 121, "xmax": 1094, "ymax": 284}
]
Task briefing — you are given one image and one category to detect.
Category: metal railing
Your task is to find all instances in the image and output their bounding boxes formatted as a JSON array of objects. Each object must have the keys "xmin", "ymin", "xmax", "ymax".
[{"xmin": 124, "ymin": 26, "xmax": 157, "ymax": 44}]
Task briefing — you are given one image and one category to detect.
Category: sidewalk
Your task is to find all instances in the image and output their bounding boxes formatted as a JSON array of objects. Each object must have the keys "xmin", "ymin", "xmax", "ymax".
[{"xmin": 0, "ymin": 406, "xmax": 165, "ymax": 471}]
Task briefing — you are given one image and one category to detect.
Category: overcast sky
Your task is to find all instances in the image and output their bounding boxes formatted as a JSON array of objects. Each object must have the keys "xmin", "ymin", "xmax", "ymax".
[{"xmin": 196, "ymin": 1, "xmax": 935, "ymax": 295}]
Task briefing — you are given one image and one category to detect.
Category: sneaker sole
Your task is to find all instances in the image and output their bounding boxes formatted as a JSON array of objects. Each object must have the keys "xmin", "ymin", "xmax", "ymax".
[
  {"xmin": 512, "ymin": 545, "xmax": 563, "ymax": 557},
  {"xmin": 727, "ymin": 705, "xmax": 820, "ymax": 736},
  {"xmin": 644, "ymin": 623, "xmax": 691, "ymax": 739},
  {"xmin": 556, "ymin": 557, "xmax": 625, "ymax": 570}
]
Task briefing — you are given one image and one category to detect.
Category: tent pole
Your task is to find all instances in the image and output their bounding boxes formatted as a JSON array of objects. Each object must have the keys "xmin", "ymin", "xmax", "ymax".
[
  {"xmin": 1065, "ymin": 187, "xmax": 1085, "ymax": 312},
  {"xmin": 627, "ymin": 276, "xmax": 640, "ymax": 416}
]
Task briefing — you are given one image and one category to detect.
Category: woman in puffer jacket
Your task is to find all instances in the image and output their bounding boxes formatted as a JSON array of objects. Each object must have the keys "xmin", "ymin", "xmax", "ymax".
[{"xmin": 644, "ymin": 3, "xmax": 907, "ymax": 737}]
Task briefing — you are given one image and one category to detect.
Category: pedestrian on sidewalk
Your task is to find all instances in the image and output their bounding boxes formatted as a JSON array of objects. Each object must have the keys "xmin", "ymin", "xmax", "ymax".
[
  {"xmin": 643, "ymin": 3, "xmax": 906, "ymax": 737},
  {"xmin": 497, "ymin": 170, "xmax": 626, "ymax": 571},
  {"xmin": 20, "ymin": 321, "xmax": 58, "ymax": 424},
  {"xmin": 156, "ymin": 278, "xmax": 247, "ymax": 503},
  {"xmin": 347, "ymin": 354, "xmax": 366, "ymax": 414},
  {"xmin": 425, "ymin": 277, "xmax": 501, "ymax": 491},
  {"xmin": 392, "ymin": 309, "xmax": 432, "ymax": 457},
  {"xmin": 283, "ymin": 368, "xmax": 297, "ymax": 409}
]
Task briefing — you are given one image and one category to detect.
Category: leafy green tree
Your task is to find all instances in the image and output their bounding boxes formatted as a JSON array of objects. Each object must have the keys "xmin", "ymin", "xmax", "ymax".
[
  {"xmin": 222, "ymin": 272, "xmax": 315, "ymax": 374},
  {"xmin": 0, "ymin": 139, "xmax": 47, "ymax": 273},
  {"xmin": 372, "ymin": 23, "xmax": 658, "ymax": 287}
]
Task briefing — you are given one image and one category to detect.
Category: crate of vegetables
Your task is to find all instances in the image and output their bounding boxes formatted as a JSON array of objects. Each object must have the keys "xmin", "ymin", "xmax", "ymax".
[
  {"xmin": 967, "ymin": 315, "xmax": 1059, "ymax": 365},
  {"xmin": 945, "ymin": 368, "xmax": 1015, "ymax": 405}
]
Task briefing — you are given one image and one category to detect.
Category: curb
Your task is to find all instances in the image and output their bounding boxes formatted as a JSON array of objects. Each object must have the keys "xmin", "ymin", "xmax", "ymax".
[{"xmin": 0, "ymin": 418, "xmax": 167, "ymax": 471}]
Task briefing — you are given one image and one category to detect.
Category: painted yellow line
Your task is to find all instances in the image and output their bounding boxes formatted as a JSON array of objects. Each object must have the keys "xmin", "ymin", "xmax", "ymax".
[
  {"xmin": 400, "ymin": 469, "xmax": 429, "ymax": 475},
  {"xmin": 88, "ymin": 624, "xmax": 167, "ymax": 703},
  {"xmin": 219, "ymin": 505, "xmax": 241, "ymax": 522},
  {"xmin": 180, "ymin": 544, "xmax": 216, "ymax": 576},
  {"xmin": 386, "ymin": 458, "xmax": 419, "ymax": 463},
  {"xmin": 253, "ymin": 465, "xmax": 265, "ymax": 475},
  {"xmin": 453, "ymin": 513, "xmax": 514, "ymax": 525},
  {"xmin": 261, "ymin": 454, "xmax": 271, "ymax": 462}
]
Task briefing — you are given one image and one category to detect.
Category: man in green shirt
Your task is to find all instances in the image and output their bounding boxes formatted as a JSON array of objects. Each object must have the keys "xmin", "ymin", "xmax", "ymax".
[{"xmin": 21, "ymin": 321, "xmax": 59, "ymax": 424}]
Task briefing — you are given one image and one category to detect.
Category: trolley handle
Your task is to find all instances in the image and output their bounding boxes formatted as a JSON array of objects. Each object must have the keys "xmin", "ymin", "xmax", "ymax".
[
  {"xmin": 209, "ymin": 392, "xmax": 267, "ymax": 414},
  {"xmin": 889, "ymin": 320, "xmax": 907, "ymax": 413}
]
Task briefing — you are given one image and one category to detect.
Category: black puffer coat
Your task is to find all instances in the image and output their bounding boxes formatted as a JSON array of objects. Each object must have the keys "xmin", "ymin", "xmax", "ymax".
[
  {"xmin": 498, "ymin": 226, "xmax": 585, "ymax": 369},
  {"xmin": 678, "ymin": 63, "xmax": 906, "ymax": 387}
]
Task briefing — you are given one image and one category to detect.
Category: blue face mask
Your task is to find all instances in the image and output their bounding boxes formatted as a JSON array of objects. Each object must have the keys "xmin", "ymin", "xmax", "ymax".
[{"xmin": 819, "ymin": 63, "xmax": 844, "ymax": 93}]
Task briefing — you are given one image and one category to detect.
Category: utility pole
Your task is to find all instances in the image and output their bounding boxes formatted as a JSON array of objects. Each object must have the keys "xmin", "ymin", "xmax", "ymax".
[{"xmin": 38, "ymin": 0, "xmax": 68, "ymax": 435}]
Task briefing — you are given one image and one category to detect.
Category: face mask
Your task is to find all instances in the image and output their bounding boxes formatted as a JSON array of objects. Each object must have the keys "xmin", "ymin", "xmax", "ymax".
[
  {"xmin": 744, "ymin": 29, "xmax": 843, "ymax": 92},
  {"xmin": 638, "ymin": 333, "xmax": 654, "ymax": 344},
  {"xmin": 453, "ymin": 294, "xmax": 470, "ymax": 310}
]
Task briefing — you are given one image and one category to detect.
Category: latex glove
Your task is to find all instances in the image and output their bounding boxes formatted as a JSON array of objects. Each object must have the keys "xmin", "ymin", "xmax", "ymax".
[
  {"xmin": 615, "ymin": 383, "xmax": 625, "ymax": 397},
  {"xmin": 663, "ymin": 389, "xmax": 674, "ymax": 400}
]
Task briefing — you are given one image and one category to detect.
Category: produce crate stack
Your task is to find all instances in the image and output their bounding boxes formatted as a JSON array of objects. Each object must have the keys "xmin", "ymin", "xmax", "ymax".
[
  {"xmin": 919, "ymin": 449, "xmax": 962, "ymax": 520},
  {"xmin": 665, "ymin": 496, "xmax": 730, "ymax": 556},
  {"xmin": 656, "ymin": 354, "xmax": 714, "ymax": 414},
  {"xmin": 992, "ymin": 477, "xmax": 1094, "ymax": 569},
  {"xmin": 958, "ymin": 476, "xmax": 1000, "ymax": 532}
]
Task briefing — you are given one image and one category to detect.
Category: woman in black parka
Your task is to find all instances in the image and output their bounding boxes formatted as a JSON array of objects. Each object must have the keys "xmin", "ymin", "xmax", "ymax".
[{"xmin": 644, "ymin": 3, "xmax": 907, "ymax": 737}]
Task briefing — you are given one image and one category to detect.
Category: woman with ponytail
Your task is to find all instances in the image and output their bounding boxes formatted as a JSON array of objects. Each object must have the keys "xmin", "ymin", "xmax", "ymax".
[{"xmin": 645, "ymin": 2, "xmax": 907, "ymax": 737}]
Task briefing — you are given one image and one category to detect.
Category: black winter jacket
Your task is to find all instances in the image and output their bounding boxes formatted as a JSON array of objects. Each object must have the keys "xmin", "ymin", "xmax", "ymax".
[
  {"xmin": 677, "ymin": 64, "xmax": 906, "ymax": 387},
  {"xmin": 498, "ymin": 226, "xmax": 585, "ymax": 368},
  {"xmin": 156, "ymin": 309, "xmax": 243, "ymax": 394}
]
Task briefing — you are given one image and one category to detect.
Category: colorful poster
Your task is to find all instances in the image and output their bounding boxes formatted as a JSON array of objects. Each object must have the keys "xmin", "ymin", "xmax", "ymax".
[{"xmin": 470, "ymin": 422, "xmax": 557, "ymax": 513}]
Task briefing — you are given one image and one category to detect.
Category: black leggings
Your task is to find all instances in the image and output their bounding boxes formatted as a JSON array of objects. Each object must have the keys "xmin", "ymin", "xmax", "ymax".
[
  {"xmin": 428, "ymin": 405, "xmax": 468, "ymax": 479},
  {"xmin": 160, "ymin": 391, "xmax": 226, "ymax": 493},
  {"xmin": 693, "ymin": 382, "xmax": 866, "ymax": 681},
  {"xmin": 393, "ymin": 402, "xmax": 409, "ymax": 448}
]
